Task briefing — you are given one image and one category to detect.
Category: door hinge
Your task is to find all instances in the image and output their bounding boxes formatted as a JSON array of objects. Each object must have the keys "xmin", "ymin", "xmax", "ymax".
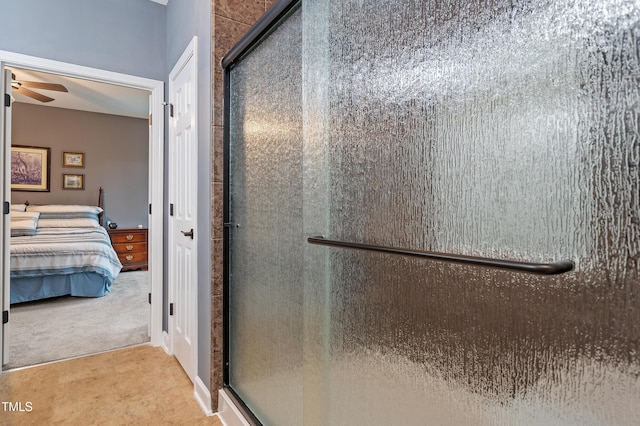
[
  {"xmin": 169, "ymin": 103, "xmax": 174, "ymax": 117},
  {"xmin": 4, "ymin": 93, "xmax": 10, "ymax": 107},
  {"xmin": 170, "ymin": 203, "xmax": 174, "ymax": 216},
  {"xmin": 148, "ymin": 113, "xmax": 152, "ymax": 126},
  {"xmin": 3, "ymin": 201, "xmax": 9, "ymax": 215},
  {"xmin": 149, "ymin": 203, "xmax": 152, "ymax": 215},
  {"xmin": 3, "ymin": 310, "xmax": 8, "ymax": 324},
  {"xmin": 169, "ymin": 303, "xmax": 174, "ymax": 316},
  {"xmin": 148, "ymin": 293, "xmax": 151, "ymax": 304}
]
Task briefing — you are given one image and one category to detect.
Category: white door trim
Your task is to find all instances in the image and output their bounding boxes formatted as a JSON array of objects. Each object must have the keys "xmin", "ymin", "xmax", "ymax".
[
  {"xmin": 1, "ymin": 69, "xmax": 12, "ymax": 364},
  {"xmin": 167, "ymin": 36, "xmax": 198, "ymax": 378},
  {"xmin": 0, "ymin": 50, "xmax": 165, "ymax": 358}
]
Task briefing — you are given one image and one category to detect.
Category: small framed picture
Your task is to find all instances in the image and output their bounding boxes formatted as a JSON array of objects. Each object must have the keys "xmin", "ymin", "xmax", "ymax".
[
  {"xmin": 63, "ymin": 174, "xmax": 85, "ymax": 190},
  {"xmin": 63, "ymin": 152, "xmax": 84, "ymax": 168}
]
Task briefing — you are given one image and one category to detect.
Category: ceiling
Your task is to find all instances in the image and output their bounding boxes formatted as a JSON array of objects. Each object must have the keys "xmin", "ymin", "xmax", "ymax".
[{"xmin": 9, "ymin": 67, "xmax": 150, "ymax": 119}]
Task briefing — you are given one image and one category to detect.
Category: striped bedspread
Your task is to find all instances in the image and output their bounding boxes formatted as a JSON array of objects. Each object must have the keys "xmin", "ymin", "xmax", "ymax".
[{"xmin": 10, "ymin": 227, "xmax": 123, "ymax": 283}]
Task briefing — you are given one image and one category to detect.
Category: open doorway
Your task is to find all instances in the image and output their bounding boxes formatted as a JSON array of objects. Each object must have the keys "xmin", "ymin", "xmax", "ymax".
[
  {"xmin": 0, "ymin": 51, "xmax": 165, "ymax": 370},
  {"xmin": 6, "ymin": 67, "xmax": 150, "ymax": 369}
]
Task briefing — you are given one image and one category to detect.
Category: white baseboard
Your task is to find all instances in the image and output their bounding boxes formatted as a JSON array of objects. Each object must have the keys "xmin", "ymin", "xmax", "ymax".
[
  {"xmin": 162, "ymin": 330, "xmax": 171, "ymax": 354},
  {"xmin": 194, "ymin": 376, "xmax": 213, "ymax": 416},
  {"xmin": 218, "ymin": 388, "xmax": 251, "ymax": 426}
]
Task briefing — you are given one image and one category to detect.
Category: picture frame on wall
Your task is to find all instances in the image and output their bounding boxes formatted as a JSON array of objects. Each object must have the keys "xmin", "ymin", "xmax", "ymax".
[
  {"xmin": 11, "ymin": 145, "xmax": 51, "ymax": 192},
  {"xmin": 63, "ymin": 151, "xmax": 84, "ymax": 168},
  {"xmin": 63, "ymin": 173, "xmax": 85, "ymax": 190}
]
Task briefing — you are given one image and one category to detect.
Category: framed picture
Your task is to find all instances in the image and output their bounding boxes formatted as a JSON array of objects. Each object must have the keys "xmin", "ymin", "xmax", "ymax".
[
  {"xmin": 63, "ymin": 151, "xmax": 84, "ymax": 168},
  {"xmin": 63, "ymin": 174, "xmax": 85, "ymax": 190},
  {"xmin": 11, "ymin": 145, "xmax": 51, "ymax": 192}
]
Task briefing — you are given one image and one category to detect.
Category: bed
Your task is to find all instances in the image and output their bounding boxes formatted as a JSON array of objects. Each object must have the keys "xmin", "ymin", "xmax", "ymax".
[{"xmin": 9, "ymin": 195, "xmax": 123, "ymax": 304}]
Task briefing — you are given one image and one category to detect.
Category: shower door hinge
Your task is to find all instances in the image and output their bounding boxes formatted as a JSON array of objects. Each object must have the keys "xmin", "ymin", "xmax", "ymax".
[
  {"xmin": 2, "ymin": 310, "xmax": 8, "ymax": 324},
  {"xmin": 169, "ymin": 303, "xmax": 174, "ymax": 316}
]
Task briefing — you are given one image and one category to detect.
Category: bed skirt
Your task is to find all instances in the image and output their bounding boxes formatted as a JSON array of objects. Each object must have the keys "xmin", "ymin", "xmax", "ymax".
[{"xmin": 10, "ymin": 273, "xmax": 112, "ymax": 304}]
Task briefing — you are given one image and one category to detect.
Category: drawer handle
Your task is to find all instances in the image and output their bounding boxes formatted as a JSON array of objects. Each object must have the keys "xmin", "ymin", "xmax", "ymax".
[
  {"xmin": 126, "ymin": 244, "xmax": 134, "ymax": 251},
  {"xmin": 126, "ymin": 234, "xmax": 134, "ymax": 240},
  {"xmin": 125, "ymin": 255, "xmax": 134, "ymax": 261}
]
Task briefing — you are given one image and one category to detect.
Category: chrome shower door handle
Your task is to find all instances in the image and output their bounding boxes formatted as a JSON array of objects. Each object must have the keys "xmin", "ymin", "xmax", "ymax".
[{"xmin": 181, "ymin": 228, "xmax": 194, "ymax": 239}]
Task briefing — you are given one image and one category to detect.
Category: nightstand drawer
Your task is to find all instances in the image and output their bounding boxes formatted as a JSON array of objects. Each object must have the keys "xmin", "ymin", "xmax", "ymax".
[
  {"xmin": 110, "ymin": 231, "xmax": 146, "ymax": 243},
  {"xmin": 112, "ymin": 241, "xmax": 146, "ymax": 254},
  {"xmin": 117, "ymin": 251, "xmax": 148, "ymax": 265}
]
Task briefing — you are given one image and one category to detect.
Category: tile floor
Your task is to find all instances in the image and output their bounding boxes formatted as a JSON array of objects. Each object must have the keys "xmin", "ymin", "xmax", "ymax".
[{"xmin": 0, "ymin": 344, "xmax": 222, "ymax": 426}]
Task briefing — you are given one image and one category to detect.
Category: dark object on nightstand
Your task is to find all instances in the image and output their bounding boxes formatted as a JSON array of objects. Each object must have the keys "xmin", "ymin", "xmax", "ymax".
[{"xmin": 108, "ymin": 222, "xmax": 118, "ymax": 229}]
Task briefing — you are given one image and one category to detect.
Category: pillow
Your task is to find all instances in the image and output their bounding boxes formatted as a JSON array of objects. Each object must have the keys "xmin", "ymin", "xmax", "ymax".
[
  {"xmin": 11, "ymin": 211, "xmax": 40, "ymax": 220},
  {"xmin": 10, "ymin": 211, "xmax": 40, "ymax": 236},
  {"xmin": 26, "ymin": 205, "xmax": 102, "ymax": 228},
  {"xmin": 10, "ymin": 204, "xmax": 27, "ymax": 212},
  {"xmin": 37, "ymin": 217, "xmax": 101, "ymax": 228},
  {"xmin": 26, "ymin": 205, "xmax": 103, "ymax": 214}
]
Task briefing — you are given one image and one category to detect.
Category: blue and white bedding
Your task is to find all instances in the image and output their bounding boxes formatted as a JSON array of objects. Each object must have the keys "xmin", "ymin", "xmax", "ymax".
[{"xmin": 10, "ymin": 205, "xmax": 123, "ymax": 304}]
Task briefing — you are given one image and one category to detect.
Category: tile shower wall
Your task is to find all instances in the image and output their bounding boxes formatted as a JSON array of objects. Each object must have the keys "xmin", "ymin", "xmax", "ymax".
[{"xmin": 210, "ymin": 0, "xmax": 274, "ymax": 411}]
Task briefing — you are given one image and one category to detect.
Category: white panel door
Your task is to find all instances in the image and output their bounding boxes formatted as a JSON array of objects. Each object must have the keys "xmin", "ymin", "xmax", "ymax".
[
  {"xmin": 1, "ymin": 68, "xmax": 12, "ymax": 366},
  {"xmin": 168, "ymin": 39, "xmax": 197, "ymax": 381}
]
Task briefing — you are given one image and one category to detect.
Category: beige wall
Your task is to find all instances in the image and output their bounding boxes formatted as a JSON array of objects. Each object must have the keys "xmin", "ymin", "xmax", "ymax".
[
  {"xmin": 11, "ymin": 103, "xmax": 149, "ymax": 228},
  {"xmin": 210, "ymin": 0, "xmax": 275, "ymax": 410}
]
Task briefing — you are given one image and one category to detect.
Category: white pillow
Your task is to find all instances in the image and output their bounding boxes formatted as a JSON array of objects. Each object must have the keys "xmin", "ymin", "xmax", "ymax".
[
  {"xmin": 11, "ymin": 211, "xmax": 40, "ymax": 220},
  {"xmin": 37, "ymin": 218, "xmax": 101, "ymax": 228},
  {"xmin": 10, "ymin": 211, "xmax": 40, "ymax": 236},
  {"xmin": 26, "ymin": 205, "xmax": 103, "ymax": 214},
  {"xmin": 10, "ymin": 204, "xmax": 27, "ymax": 212}
]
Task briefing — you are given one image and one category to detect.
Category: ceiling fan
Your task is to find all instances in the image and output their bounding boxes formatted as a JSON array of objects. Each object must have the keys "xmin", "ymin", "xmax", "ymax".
[{"xmin": 10, "ymin": 72, "xmax": 68, "ymax": 103}]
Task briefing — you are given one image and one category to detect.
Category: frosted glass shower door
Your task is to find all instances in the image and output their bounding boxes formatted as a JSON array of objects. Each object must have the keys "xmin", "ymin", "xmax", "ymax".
[
  {"xmin": 225, "ymin": 0, "xmax": 640, "ymax": 425},
  {"xmin": 225, "ymin": 5, "xmax": 303, "ymax": 426},
  {"xmin": 302, "ymin": 0, "xmax": 640, "ymax": 425}
]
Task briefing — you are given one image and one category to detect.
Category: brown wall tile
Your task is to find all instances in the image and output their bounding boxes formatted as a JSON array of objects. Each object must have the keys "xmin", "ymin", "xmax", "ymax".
[
  {"xmin": 214, "ymin": 15, "xmax": 252, "ymax": 65},
  {"xmin": 213, "ymin": 125, "xmax": 224, "ymax": 184},
  {"xmin": 213, "ymin": 70, "xmax": 223, "ymax": 127},
  {"xmin": 216, "ymin": 0, "xmax": 265, "ymax": 26}
]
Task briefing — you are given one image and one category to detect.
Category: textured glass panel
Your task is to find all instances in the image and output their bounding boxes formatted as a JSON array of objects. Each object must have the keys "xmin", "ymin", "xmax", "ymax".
[
  {"xmin": 228, "ymin": 7, "xmax": 303, "ymax": 426},
  {"xmin": 303, "ymin": 0, "xmax": 640, "ymax": 425},
  {"xmin": 230, "ymin": 0, "xmax": 640, "ymax": 424}
]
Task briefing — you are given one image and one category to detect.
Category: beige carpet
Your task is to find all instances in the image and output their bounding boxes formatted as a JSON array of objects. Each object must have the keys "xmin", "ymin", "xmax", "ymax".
[{"xmin": 5, "ymin": 271, "xmax": 149, "ymax": 370}]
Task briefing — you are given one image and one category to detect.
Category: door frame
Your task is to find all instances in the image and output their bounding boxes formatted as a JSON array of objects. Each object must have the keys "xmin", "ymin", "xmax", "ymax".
[
  {"xmin": 166, "ymin": 36, "xmax": 198, "ymax": 376},
  {"xmin": 0, "ymin": 50, "xmax": 165, "ymax": 362}
]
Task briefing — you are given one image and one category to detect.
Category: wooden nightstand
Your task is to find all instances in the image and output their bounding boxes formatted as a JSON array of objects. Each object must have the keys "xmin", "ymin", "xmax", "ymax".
[{"xmin": 108, "ymin": 228, "xmax": 148, "ymax": 272}]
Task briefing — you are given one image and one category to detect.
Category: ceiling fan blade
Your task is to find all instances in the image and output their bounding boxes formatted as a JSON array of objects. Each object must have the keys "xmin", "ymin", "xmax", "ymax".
[
  {"xmin": 19, "ymin": 81, "xmax": 68, "ymax": 92},
  {"xmin": 15, "ymin": 87, "xmax": 55, "ymax": 103}
]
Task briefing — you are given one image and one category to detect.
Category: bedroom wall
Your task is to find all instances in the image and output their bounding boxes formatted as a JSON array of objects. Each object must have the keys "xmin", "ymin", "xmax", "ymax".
[{"xmin": 11, "ymin": 103, "xmax": 149, "ymax": 228}]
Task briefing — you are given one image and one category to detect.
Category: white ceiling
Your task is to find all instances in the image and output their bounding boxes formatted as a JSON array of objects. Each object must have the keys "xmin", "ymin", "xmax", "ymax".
[
  {"xmin": 149, "ymin": 0, "xmax": 168, "ymax": 5},
  {"xmin": 9, "ymin": 68, "xmax": 150, "ymax": 119}
]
